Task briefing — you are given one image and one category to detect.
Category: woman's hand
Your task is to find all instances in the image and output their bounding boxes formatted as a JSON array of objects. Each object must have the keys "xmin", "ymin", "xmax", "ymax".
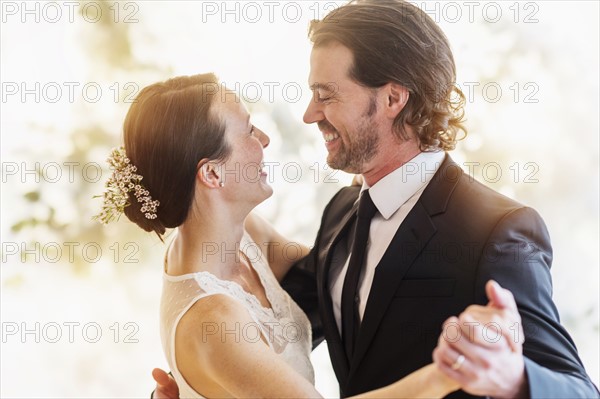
[
  {"xmin": 351, "ymin": 174, "xmax": 364, "ymax": 186},
  {"xmin": 151, "ymin": 368, "xmax": 179, "ymax": 399}
]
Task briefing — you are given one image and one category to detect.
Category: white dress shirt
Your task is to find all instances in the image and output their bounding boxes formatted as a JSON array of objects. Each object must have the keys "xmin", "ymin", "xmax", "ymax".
[{"xmin": 328, "ymin": 151, "xmax": 446, "ymax": 335}]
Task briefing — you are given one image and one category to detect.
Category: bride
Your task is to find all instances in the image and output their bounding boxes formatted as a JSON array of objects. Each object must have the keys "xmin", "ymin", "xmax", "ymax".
[{"xmin": 95, "ymin": 73, "xmax": 460, "ymax": 398}]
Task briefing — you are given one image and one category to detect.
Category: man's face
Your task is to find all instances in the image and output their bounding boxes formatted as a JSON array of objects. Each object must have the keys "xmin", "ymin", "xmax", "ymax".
[{"xmin": 303, "ymin": 43, "xmax": 383, "ymax": 174}]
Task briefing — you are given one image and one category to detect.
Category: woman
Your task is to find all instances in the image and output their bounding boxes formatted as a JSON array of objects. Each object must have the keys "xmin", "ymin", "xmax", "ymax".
[{"xmin": 95, "ymin": 74, "xmax": 459, "ymax": 398}]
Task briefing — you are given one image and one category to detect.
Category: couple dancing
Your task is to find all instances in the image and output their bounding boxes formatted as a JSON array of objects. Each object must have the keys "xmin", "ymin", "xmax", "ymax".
[{"xmin": 96, "ymin": 1, "xmax": 598, "ymax": 398}]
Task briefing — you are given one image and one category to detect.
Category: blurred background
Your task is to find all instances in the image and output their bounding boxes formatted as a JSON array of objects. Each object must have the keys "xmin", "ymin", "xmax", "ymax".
[{"xmin": 1, "ymin": 1, "xmax": 598, "ymax": 397}]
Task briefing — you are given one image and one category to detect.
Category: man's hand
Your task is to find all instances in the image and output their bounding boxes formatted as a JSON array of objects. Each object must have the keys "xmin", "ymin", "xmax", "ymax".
[
  {"xmin": 152, "ymin": 368, "xmax": 179, "ymax": 399},
  {"xmin": 433, "ymin": 281, "xmax": 528, "ymax": 399}
]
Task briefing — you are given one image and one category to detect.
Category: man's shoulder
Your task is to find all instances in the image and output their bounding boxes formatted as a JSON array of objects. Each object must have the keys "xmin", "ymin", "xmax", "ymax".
[
  {"xmin": 430, "ymin": 155, "xmax": 526, "ymax": 213},
  {"xmin": 438, "ymin": 168, "xmax": 551, "ymax": 243},
  {"xmin": 456, "ymin": 172, "xmax": 523, "ymax": 208},
  {"xmin": 422, "ymin": 157, "xmax": 545, "ymax": 233}
]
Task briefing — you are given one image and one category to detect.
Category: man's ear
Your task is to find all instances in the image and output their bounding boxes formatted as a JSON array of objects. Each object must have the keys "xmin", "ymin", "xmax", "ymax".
[
  {"xmin": 383, "ymin": 83, "xmax": 410, "ymax": 118},
  {"xmin": 196, "ymin": 159, "xmax": 222, "ymax": 189}
]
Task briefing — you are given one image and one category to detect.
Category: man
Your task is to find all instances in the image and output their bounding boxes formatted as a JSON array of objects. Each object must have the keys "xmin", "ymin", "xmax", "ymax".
[
  {"xmin": 278, "ymin": 0, "xmax": 597, "ymax": 397},
  {"xmin": 154, "ymin": 0, "xmax": 598, "ymax": 397}
]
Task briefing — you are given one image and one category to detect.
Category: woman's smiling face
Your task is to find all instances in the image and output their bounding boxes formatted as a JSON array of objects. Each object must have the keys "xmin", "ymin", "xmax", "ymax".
[{"xmin": 214, "ymin": 92, "xmax": 273, "ymax": 204}]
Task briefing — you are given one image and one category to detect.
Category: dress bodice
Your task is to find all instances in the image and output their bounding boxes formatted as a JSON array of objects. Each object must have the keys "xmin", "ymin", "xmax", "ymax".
[{"xmin": 159, "ymin": 231, "xmax": 314, "ymax": 398}]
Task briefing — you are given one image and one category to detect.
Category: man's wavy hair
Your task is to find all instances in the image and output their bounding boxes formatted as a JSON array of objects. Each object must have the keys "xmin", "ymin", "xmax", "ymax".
[{"xmin": 308, "ymin": 0, "xmax": 467, "ymax": 151}]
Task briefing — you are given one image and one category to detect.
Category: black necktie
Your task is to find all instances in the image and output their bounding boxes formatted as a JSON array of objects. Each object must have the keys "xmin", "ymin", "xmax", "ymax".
[{"xmin": 342, "ymin": 189, "xmax": 377, "ymax": 361}]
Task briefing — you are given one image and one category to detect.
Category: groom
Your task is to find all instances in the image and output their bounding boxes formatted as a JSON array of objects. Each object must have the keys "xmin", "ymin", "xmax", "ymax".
[{"xmin": 154, "ymin": 0, "xmax": 598, "ymax": 398}]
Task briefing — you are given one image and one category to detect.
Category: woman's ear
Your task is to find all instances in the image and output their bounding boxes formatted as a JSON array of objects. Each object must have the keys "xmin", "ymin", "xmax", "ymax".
[
  {"xmin": 196, "ymin": 159, "xmax": 223, "ymax": 189},
  {"xmin": 384, "ymin": 83, "xmax": 410, "ymax": 118}
]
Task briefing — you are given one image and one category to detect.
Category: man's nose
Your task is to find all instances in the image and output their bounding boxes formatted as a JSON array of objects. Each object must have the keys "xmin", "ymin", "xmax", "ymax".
[{"xmin": 303, "ymin": 97, "xmax": 323, "ymax": 125}]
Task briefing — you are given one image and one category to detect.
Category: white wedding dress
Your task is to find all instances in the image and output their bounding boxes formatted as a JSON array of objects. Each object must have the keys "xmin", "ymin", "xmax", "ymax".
[{"xmin": 159, "ymin": 231, "xmax": 315, "ymax": 398}]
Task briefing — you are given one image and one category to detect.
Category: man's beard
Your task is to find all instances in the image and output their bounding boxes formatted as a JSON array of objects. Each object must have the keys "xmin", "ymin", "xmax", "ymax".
[{"xmin": 323, "ymin": 97, "xmax": 380, "ymax": 174}]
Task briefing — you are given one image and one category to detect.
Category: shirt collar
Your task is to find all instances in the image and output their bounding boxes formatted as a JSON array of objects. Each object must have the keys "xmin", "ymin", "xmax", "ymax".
[{"xmin": 361, "ymin": 151, "xmax": 446, "ymax": 219}]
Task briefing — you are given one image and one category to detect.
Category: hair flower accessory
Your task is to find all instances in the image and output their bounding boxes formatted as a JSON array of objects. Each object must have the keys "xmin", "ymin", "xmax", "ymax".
[{"xmin": 93, "ymin": 146, "xmax": 160, "ymax": 224}]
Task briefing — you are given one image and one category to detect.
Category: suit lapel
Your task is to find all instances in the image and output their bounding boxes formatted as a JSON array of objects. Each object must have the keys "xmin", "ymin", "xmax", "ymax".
[{"xmin": 318, "ymin": 199, "xmax": 359, "ymax": 379}]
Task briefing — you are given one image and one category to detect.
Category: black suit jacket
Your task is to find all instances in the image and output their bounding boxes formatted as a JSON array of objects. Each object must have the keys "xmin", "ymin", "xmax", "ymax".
[{"xmin": 283, "ymin": 154, "xmax": 599, "ymax": 398}]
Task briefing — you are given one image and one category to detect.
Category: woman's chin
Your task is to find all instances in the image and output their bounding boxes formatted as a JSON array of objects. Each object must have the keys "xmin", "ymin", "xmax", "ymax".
[
  {"xmin": 248, "ymin": 184, "xmax": 273, "ymax": 207},
  {"xmin": 262, "ymin": 185, "xmax": 274, "ymax": 200}
]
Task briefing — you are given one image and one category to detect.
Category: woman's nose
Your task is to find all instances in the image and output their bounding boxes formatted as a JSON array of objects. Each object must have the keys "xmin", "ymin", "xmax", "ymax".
[{"xmin": 258, "ymin": 129, "xmax": 270, "ymax": 148}]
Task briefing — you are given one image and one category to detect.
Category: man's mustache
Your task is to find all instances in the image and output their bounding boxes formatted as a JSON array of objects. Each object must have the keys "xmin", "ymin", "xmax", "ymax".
[{"xmin": 318, "ymin": 120, "xmax": 337, "ymax": 134}]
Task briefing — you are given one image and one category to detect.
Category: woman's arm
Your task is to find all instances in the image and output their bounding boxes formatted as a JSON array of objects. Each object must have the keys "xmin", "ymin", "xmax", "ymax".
[
  {"xmin": 175, "ymin": 294, "xmax": 321, "ymax": 398},
  {"xmin": 245, "ymin": 212, "xmax": 310, "ymax": 281},
  {"xmin": 176, "ymin": 295, "xmax": 458, "ymax": 398},
  {"xmin": 349, "ymin": 364, "xmax": 460, "ymax": 399}
]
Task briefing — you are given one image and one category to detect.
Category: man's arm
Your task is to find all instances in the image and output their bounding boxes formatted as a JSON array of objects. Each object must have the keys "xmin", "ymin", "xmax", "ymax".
[
  {"xmin": 439, "ymin": 207, "xmax": 599, "ymax": 398},
  {"xmin": 281, "ymin": 243, "xmax": 324, "ymax": 349}
]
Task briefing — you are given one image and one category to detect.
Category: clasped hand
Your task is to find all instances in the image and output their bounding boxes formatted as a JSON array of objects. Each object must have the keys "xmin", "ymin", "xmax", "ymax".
[{"xmin": 433, "ymin": 280, "xmax": 528, "ymax": 398}]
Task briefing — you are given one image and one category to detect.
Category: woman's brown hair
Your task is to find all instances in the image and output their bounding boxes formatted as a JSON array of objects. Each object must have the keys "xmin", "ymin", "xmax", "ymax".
[{"xmin": 123, "ymin": 73, "xmax": 230, "ymax": 238}]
